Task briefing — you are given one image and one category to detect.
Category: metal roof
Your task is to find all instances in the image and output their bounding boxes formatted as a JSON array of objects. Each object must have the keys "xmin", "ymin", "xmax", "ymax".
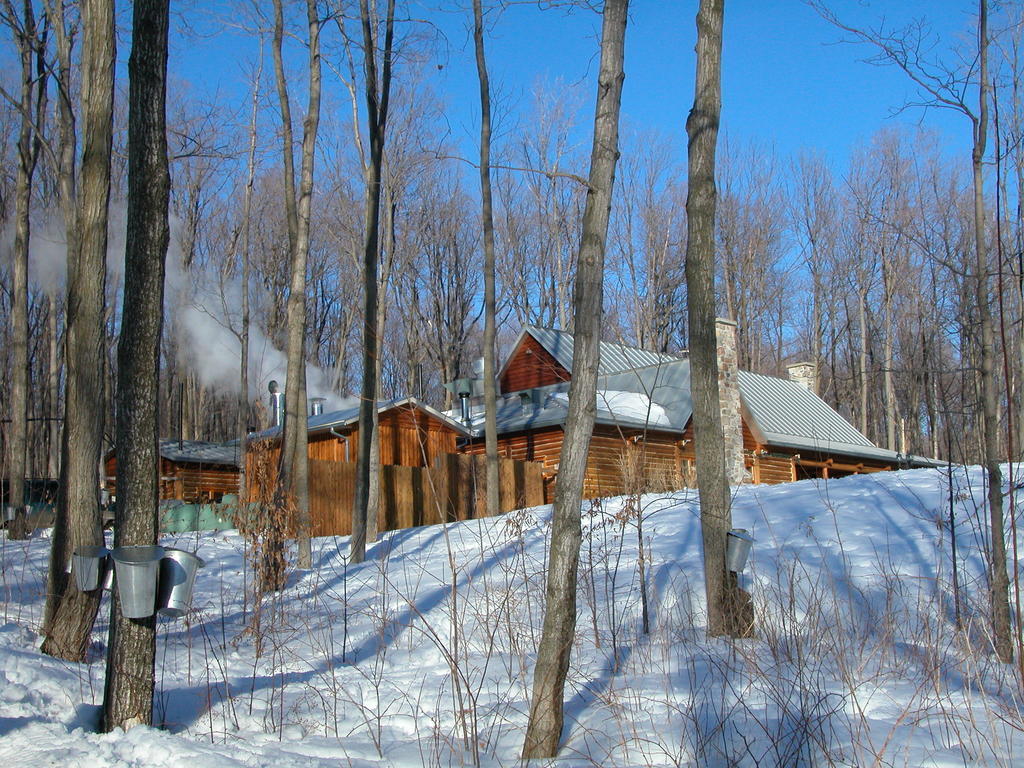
[
  {"xmin": 485, "ymin": 347, "xmax": 932, "ymax": 466},
  {"xmin": 158, "ymin": 439, "xmax": 241, "ymax": 467},
  {"xmin": 735, "ymin": 371, "xmax": 906, "ymax": 463},
  {"xmin": 520, "ymin": 325, "xmax": 684, "ymax": 377}
]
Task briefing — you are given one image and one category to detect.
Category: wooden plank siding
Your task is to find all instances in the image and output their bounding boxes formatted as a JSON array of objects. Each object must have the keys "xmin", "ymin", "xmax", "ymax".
[
  {"xmin": 499, "ymin": 332, "xmax": 570, "ymax": 393},
  {"xmin": 272, "ymin": 405, "xmax": 460, "ymax": 469},
  {"xmin": 303, "ymin": 454, "xmax": 545, "ymax": 538}
]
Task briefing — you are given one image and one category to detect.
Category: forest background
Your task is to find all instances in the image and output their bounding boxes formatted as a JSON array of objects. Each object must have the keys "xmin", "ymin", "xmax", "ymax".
[{"xmin": 1, "ymin": 0, "xmax": 1021, "ymax": 480}]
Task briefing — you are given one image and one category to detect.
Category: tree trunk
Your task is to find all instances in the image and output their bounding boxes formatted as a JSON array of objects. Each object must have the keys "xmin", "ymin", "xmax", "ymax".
[
  {"xmin": 5, "ymin": 0, "xmax": 41, "ymax": 540},
  {"xmin": 236, "ymin": 55, "xmax": 262, "ymax": 507},
  {"xmin": 101, "ymin": 0, "xmax": 170, "ymax": 731},
  {"xmin": 47, "ymin": 296, "xmax": 61, "ymax": 481},
  {"xmin": 41, "ymin": 0, "xmax": 115, "ymax": 661},
  {"xmin": 685, "ymin": 0, "xmax": 734, "ymax": 639},
  {"xmin": 973, "ymin": 0, "xmax": 1013, "ymax": 664},
  {"xmin": 352, "ymin": 0, "xmax": 395, "ymax": 564},
  {"xmin": 521, "ymin": 0, "xmax": 628, "ymax": 758},
  {"xmin": 472, "ymin": 0, "xmax": 500, "ymax": 519},
  {"xmin": 272, "ymin": 0, "xmax": 321, "ymax": 571}
]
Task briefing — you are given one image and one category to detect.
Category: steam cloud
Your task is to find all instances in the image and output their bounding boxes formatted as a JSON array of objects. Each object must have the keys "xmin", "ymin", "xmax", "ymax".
[{"xmin": 2, "ymin": 204, "xmax": 352, "ymax": 413}]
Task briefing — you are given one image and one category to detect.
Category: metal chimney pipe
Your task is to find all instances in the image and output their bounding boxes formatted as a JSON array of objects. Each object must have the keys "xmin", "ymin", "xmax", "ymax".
[
  {"xmin": 268, "ymin": 380, "xmax": 284, "ymax": 428},
  {"xmin": 310, "ymin": 397, "xmax": 325, "ymax": 417},
  {"xmin": 459, "ymin": 392, "xmax": 471, "ymax": 425}
]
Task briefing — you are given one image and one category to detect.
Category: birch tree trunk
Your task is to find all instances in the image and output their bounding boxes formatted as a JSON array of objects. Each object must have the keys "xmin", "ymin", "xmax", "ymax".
[
  {"xmin": 685, "ymin": 0, "xmax": 733, "ymax": 639},
  {"xmin": 101, "ymin": 0, "xmax": 171, "ymax": 730},
  {"xmin": 521, "ymin": 0, "xmax": 628, "ymax": 757}
]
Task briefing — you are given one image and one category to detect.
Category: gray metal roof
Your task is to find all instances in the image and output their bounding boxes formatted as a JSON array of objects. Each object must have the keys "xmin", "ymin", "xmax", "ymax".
[
  {"xmin": 735, "ymin": 371, "xmax": 905, "ymax": 463},
  {"xmin": 486, "ymin": 350, "xmax": 931, "ymax": 466},
  {"xmin": 520, "ymin": 325, "xmax": 684, "ymax": 377},
  {"xmin": 159, "ymin": 439, "xmax": 241, "ymax": 467}
]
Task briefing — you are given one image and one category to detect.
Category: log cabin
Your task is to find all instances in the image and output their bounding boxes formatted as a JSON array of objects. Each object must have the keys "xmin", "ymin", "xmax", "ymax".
[
  {"xmin": 104, "ymin": 439, "xmax": 242, "ymax": 503},
  {"xmin": 464, "ymin": 322, "xmax": 938, "ymax": 501}
]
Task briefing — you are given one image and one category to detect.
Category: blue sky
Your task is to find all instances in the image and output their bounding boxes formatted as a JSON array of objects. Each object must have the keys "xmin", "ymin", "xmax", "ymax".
[{"xmin": 170, "ymin": 1, "xmax": 978, "ymax": 174}]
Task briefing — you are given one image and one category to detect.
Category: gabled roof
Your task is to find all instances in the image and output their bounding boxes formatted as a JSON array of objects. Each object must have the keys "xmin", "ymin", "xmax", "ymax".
[
  {"xmin": 158, "ymin": 439, "xmax": 241, "ymax": 467},
  {"xmin": 252, "ymin": 396, "xmax": 473, "ymax": 441},
  {"xmin": 498, "ymin": 325, "xmax": 684, "ymax": 383},
  {"xmin": 736, "ymin": 371, "xmax": 901, "ymax": 462},
  {"xmin": 483, "ymin": 345, "xmax": 937, "ymax": 466}
]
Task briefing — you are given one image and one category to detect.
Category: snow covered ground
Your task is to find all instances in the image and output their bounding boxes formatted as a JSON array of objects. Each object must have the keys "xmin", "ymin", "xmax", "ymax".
[{"xmin": 1, "ymin": 466, "xmax": 1023, "ymax": 767}]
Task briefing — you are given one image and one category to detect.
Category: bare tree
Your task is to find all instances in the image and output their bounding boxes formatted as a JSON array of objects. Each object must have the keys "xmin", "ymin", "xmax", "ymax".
[
  {"xmin": 351, "ymin": 0, "xmax": 396, "ymax": 564},
  {"xmin": 272, "ymin": 0, "xmax": 322, "ymax": 572},
  {"xmin": 473, "ymin": 0, "xmax": 499, "ymax": 518},
  {"xmin": 686, "ymin": 0, "xmax": 735, "ymax": 639},
  {"xmin": 521, "ymin": 0, "xmax": 628, "ymax": 758},
  {"xmin": 816, "ymin": 0, "xmax": 1012, "ymax": 662},
  {"xmin": 1, "ymin": 0, "xmax": 46, "ymax": 540},
  {"xmin": 236, "ymin": 54, "xmax": 262, "ymax": 505},
  {"xmin": 101, "ymin": 0, "xmax": 171, "ymax": 730},
  {"xmin": 40, "ymin": 0, "xmax": 115, "ymax": 662}
]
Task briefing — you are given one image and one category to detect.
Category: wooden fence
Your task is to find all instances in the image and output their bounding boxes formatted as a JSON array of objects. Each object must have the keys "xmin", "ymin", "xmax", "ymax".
[{"xmin": 308, "ymin": 453, "xmax": 545, "ymax": 538}]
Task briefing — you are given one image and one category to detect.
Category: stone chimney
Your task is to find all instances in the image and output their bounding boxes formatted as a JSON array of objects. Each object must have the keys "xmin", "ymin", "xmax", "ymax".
[
  {"xmin": 786, "ymin": 361, "xmax": 818, "ymax": 395},
  {"xmin": 715, "ymin": 318, "xmax": 746, "ymax": 485}
]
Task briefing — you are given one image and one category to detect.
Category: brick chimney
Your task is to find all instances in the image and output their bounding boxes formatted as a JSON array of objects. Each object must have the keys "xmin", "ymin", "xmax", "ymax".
[
  {"xmin": 786, "ymin": 361, "xmax": 818, "ymax": 395},
  {"xmin": 715, "ymin": 318, "xmax": 746, "ymax": 484}
]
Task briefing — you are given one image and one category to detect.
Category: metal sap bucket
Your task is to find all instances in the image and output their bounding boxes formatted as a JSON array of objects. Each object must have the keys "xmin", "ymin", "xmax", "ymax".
[
  {"xmin": 72, "ymin": 546, "xmax": 110, "ymax": 591},
  {"xmin": 111, "ymin": 545, "xmax": 165, "ymax": 618},
  {"xmin": 157, "ymin": 548, "xmax": 205, "ymax": 618},
  {"xmin": 726, "ymin": 528, "xmax": 754, "ymax": 573},
  {"xmin": 3, "ymin": 505, "xmax": 15, "ymax": 523}
]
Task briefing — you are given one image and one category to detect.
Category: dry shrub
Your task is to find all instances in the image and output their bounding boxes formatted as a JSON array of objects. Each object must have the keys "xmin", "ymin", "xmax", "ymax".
[{"xmin": 233, "ymin": 441, "xmax": 297, "ymax": 596}]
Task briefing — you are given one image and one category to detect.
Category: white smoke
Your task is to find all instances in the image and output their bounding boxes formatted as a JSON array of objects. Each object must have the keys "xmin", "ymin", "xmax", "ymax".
[{"xmin": 7, "ymin": 203, "xmax": 351, "ymax": 411}]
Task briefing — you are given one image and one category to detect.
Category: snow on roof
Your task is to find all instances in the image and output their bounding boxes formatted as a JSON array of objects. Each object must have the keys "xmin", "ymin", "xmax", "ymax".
[{"xmin": 158, "ymin": 439, "xmax": 241, "ymax": 467}]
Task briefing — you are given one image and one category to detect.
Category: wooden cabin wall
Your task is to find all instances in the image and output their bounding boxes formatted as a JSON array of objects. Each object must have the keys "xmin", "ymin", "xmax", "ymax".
[
  {"xmin": 499, "ymin": 333, "xmax": 570, "ymax": 393},
  {"xmin": 274, "ymin": 408, "xmax": 459, "ymax": 470},
  {"xmin": 106, "ymin": 454, "xmax": 239, "ymax": 502}
]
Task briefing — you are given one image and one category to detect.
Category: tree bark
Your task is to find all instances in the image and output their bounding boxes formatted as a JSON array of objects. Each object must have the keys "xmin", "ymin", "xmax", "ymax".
[
  {"xmin": 101, "ymin": 0, "xmax": 170, "ymax": 731},
  {"xmin": 273, "ymin": 0, "xmax": 321, "ymax": 571},
  {"xmin": 4, "ymin": 0, "xmax": 41, "ymax": 541},
  {"xmin": 41, "ymin": 0, "xmax": 115, "ymax": 661},
  {"xmin": 685, "ymin": 0, "xmax": 734, "ymax": 639},
  {"xmin": 472, "ymin": 0, "xmax": 500, "ymax": 519},
  {"xmin": 352, "ymin": 0, "xmax": 395, "ymax": 564},
  {"xmin": 973, "ymin": 0, "xmax": 1013, "ymax": 664},
  {"xmin": 521, "ymin": 0, "xmax": 628, "ymax": 758},
  {"xmin": 236, "ymin": 55, "xmax": 262, "ymax": 508}
]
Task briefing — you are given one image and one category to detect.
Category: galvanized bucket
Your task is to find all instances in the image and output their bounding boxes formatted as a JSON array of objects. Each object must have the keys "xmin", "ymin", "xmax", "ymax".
[
  {"xmin": 111, "ymin": 545, "xmax": 165, "ymax": 618},
  {"xmin": 157, "ymin": 548, "xmax": 205, "ymax": 618},
  {"xmin": 726, "ymin": 528, "xmax": 754, "ymax": 573},
  {"xmin": 3, "ymin": 505, "xmax": 15, "ymax": 523},
  {"xmin": 72, "ymin": 545, "xmax": 110, "ymax": 592}
]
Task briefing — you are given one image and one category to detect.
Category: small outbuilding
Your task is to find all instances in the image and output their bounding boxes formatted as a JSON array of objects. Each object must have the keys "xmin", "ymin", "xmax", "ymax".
[{"xmin": 104, "ymin": 439, "xmax": 242, "ymax": 503}]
